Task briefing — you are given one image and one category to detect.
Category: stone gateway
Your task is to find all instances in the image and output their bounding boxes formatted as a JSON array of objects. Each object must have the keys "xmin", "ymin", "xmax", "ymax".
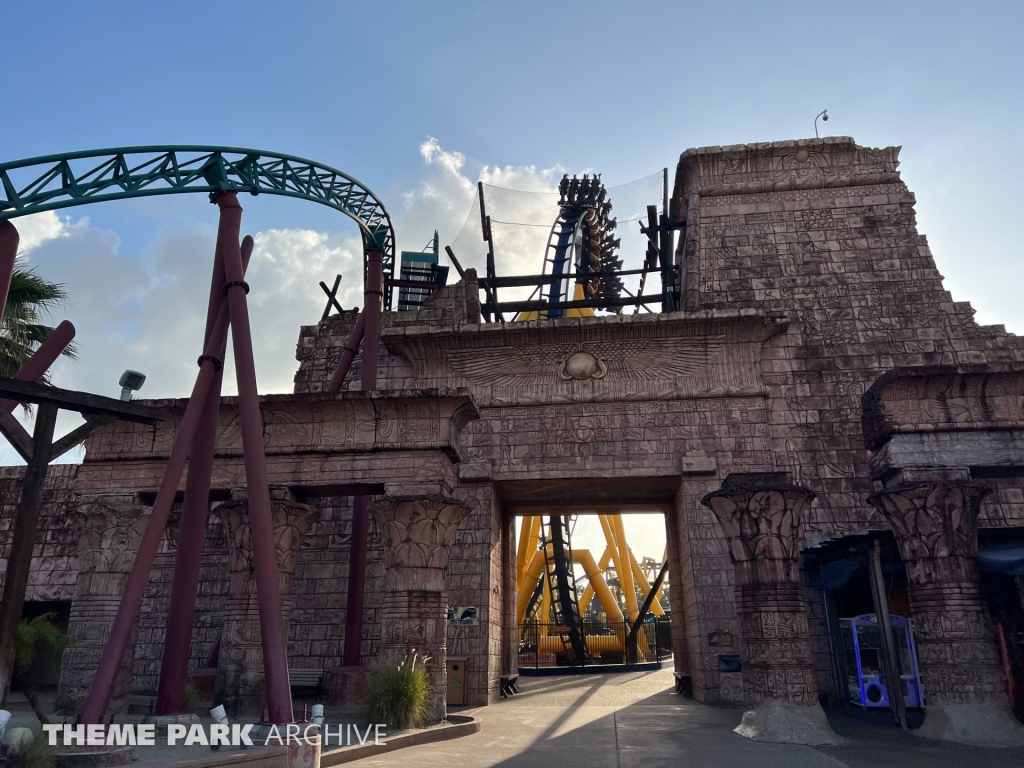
[{"xmin": 3, "ymin": 137, "xmax": 1024, "ymax": 745}]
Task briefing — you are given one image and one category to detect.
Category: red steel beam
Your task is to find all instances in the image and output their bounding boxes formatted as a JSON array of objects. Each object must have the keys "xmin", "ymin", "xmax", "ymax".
[
  {"xmin": 0, "ymin": 221, "xmax": 20, "ymax": 326},
  {"xmin": 217, "ymin": 192, "xmax": 293, "ymax": 724},
  {"xmin": 155, "ymin": 236, "xmax": 253, "ymax": 715},
  {"xmin": 327, "ymin": 311, "xmax": 365, "ymax": 393},
  {"xmin": 79, "ymin": 205, "xmax": 242, "ymax": 724},
  {"xmin": 342, "ymin": 248, "xmax": 383, "ymax": 666},
  {"xmin": 360, "ymin": 249, "xmax": 383, "ymax": 392},
  {"xmin": 1, "ymin": 320, "xmax": 76, "ymax": 412}
]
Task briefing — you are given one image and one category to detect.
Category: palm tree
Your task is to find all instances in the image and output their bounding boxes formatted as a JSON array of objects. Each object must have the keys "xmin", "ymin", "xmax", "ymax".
[{"xmin": 0, "ymin": 266, "xmax": 77, "ymax": 379}]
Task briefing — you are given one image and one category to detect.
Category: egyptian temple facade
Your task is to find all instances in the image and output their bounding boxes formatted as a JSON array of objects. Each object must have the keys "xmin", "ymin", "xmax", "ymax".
[{"xmin": 2, "ymin": 137, "xmax": 1023, "ymax": 736}]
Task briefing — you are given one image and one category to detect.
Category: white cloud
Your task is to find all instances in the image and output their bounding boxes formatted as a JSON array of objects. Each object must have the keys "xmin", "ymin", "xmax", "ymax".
[
  {"xmin": 0, "ymin": 216, "xmax": 362, "ymax": 465},
  {"xmin": 402, "ymin": 137, "xmax": 565, "ymax": 301},
  {"xmin": 12, "ymin": 211, "xmax": 65, "ymax": 255},
  {"xmin": 0, "ymin": 139, "xmax": 572, "ymax": 465}
]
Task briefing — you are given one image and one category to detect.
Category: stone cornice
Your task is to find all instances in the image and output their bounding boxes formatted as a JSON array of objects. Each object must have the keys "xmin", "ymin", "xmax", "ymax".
[
  {"xmin": 82, "ymin": 388, "xmax": 479, "ymax": 463},
  {"xmin": 382, "ymin": 310, "xmax": 786, "ymax": 408},
  {"xmin": 674, "ymin": 137, "xmax": 902, "ymax": 199},
  {"xmin": 861, "ymin": 365, "xmax": 1024, "ymax": 451}
]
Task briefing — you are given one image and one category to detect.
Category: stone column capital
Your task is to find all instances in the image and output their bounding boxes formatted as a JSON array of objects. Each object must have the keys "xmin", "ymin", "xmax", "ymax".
[
  {"xmin": 370, "ymin": 494, "xmax": 471, "ymax": 725},
  {"xmin": 368, "ymin": 495, "xmax": 470, "ymax": 592},
  {"xmin": 70, "ymin": 496, "xmax": 152, "ymax": 595},
  {"xmin": 701, "ymin": 473, "xmax": 815, "ymax": 586},
  {"xmin": 216, "ymin": 493, "xmax": 320, "ymax": 595},
  {"xmin": 867, "ymin": 480, "xmax": 989, "ymax": 584}
]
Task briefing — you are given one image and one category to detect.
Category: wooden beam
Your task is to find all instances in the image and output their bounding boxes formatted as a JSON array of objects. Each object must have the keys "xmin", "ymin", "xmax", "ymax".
[
  {"xmin": 478, "ymin": 267, "xmax": 657, "ymax": 290},
  {"xmin": 0, "ymin": 377, "xmax": 166, "ymax": 425},
  {"xmin": 0, "ymin": 402, "xmax": 57, "ymax": 699},
  {"xmin": 444, "ymin": 246, "xmax": 466, "ymax": 279},
  {"xmin": 319, "ymin": 275, "xmax": 343, "ymax": 321},
  {"xmin": 482, "ymin": 290, "xmax": 676, "ymax": 315},
  {"xmin": 0, "ymin": 407, "xmax": 33, "ymax": 462},
  {"xmin": 50, "ymin": 413, "xmax": 115, "ymax": 460}
]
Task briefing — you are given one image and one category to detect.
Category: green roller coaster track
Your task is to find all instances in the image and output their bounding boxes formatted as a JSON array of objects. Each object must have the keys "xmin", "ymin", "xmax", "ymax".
[{"xmin": 0, "ymin": 146, "xmax": 396, "ymax": 304}]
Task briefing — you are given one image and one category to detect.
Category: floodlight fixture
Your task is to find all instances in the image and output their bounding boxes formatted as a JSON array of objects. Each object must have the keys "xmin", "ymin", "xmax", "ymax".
[{"xmin": 119, "ymin": 370, "xmax": 146, "ymax": 401}]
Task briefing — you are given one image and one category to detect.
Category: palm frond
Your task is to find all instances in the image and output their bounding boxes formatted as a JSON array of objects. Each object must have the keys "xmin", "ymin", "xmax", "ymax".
[{"xmin": 0, "ymin": 265, "xmax": 76, "ymax": 379}]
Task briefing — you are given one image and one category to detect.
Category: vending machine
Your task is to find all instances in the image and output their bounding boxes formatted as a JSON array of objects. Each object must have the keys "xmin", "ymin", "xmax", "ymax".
[{"xmin": 839, "ymin": 614, "xmax": 924, "ymax": 709}]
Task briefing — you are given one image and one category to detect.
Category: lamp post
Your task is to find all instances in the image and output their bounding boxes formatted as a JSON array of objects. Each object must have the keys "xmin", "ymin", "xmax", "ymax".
[{"xmin": 814, "ymin": 109, "xmax": 829, "ymax": 138}]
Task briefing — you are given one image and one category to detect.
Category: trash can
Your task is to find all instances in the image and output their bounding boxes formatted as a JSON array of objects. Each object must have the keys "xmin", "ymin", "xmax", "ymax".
[{"xmin": 446, "ymin": 657, "xmax": 468, "ymax": 706}]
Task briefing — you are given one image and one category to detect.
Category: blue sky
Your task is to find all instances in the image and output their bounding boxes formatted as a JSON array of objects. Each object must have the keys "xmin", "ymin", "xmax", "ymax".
[{"xmin": 1, "ymin": 1, "xmax": 1022, "ymax": 474}]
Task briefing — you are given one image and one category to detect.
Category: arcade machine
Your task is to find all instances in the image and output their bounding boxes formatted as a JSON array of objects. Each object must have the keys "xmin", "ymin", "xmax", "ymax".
[{"xmin": 840, "ymin": 613, "xmax": 924, "ymax": 709}]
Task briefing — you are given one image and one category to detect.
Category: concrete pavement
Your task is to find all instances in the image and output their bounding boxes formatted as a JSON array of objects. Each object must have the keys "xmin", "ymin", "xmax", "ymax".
[{"xmin": 350, "ymin": 669, "xmax": 1024, "ymax": 767}]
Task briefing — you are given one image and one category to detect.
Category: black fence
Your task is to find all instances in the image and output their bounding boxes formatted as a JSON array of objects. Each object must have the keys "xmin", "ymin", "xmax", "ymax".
[{"xmin": 518, "ymin": 617, "xmax": 672, "ymax": 668}]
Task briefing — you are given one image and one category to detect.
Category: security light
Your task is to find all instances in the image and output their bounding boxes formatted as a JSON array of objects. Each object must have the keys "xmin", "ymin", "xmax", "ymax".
[
  {"xmin": 119, "ymin": 370, "xmax": 146, "ymax": 401},
  {"xmin": 815, "ymin": 109, "xmax": 829, "ymax": 138}
]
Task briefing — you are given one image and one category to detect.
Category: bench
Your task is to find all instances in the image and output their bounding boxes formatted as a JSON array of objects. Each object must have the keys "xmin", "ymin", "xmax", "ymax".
[
  {"xmin": 674, "ymin": 673, "xmax": 693, "ymax": 698},
  {"xmin": 500, "ymin": 675, "xmax": 519, "ymax": 698},
  {"xmin": 289, "ymin": 668, "xmax": 328, "ymax": 701}
]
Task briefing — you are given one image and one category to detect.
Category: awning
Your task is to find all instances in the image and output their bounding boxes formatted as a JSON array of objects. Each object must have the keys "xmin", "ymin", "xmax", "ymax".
[{"xmin": 978, "ymin": 541, "xmax": 1024, "ymax": 576}]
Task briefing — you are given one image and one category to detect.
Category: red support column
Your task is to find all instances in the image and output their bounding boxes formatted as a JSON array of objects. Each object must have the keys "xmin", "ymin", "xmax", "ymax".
[
  {"xmin": 0, "ymin": 221, "xmax": 20, "ymax": 323},
  {"xmin": 1, "ymin": 320, "xmax": 76, "ymax": 411},
  {"xmin": 360, "ymin": 249, "xmax": 383, "ymax": 392},
  {"xmin": 155, "ymin": 236, "xmax": 253, "ymax": 715},
  {"xmin": 216, "ymin": 192, "xmax": 293, "ymax": 724},
  {"xmin": 327, "ymin": 311, "xmax": 365, "ymax": 393},
  {"xmin": 342, "ymin": 496, "xmax": 371, "ymax": 666},
  {"xmin": 79, "ymin": 207, "xmax": 242, "ymax": 725},
  {"xmin": 342, "ymin": 249, "xmax": 383, "ymax": 667}
]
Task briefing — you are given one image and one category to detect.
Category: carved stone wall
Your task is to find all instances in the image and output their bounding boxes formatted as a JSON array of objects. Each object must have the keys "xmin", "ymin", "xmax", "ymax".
[
  {"xmin": 213, "ymin": 488, "xmax": 319, "ymax": 715},
  {"xmin": 369, "ymin": 495, "xmax": 469, "ymax": 724},
  {"xmin": 701, "ymin": 475, "xmax": 820, "ymax": 707},
  {"xmin": 5, "ymin": 135, "xmax": 1024, "ymax": 714},
  {"xmin": 869, "ymin": 479, "xmax": 1024, "ymax": 744},
  {"xmin": 0, "ymin": 465, "xmax": 80, "ymax": 602},
  {"xmin": 56, "ymin": 493, "xmax": 151, "ymax": 716},
  {"xmin": 869, "ymin": 481, "xmax": 1006, "ymax": 705}
]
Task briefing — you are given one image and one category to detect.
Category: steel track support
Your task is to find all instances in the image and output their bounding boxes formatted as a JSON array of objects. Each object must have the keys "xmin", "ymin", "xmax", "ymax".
[
  {"xmin": 155, "ymin": 236, "xmax": 253, "ymax": 715},
  {"xmin": 79, "ymin": 197, "xmax": 243, "ymax": 724},
  {"xmin": 217, "ymin": 192, "xmax": 293, "ymax": 724},
  {"xmin": 342, "ymin": 248, "xmax": 383, "ymax": 667}
]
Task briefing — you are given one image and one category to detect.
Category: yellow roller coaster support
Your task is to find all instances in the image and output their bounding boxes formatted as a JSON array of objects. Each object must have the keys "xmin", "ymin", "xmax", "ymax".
[
  {"xmin": 600, "ymin": 515, "xmax": 639, "ymax": 621},
  {"xmin": 537, "ymin": 634, "xmax": 623, "ymax": 655},
  {"xmin": 518, "ymin": 546, "xmax": 625, "ymax": 628},
  {"xmin": 516, "ymin": 516, "xmax": 540, "ymax": 586},
  {"xmin": 539, "ymin": 571, "xmax": 551, "ymax": 637},
  {"xmin": 517, "ymin": 549, "xmax": 546, "ymax": 624},
  {"xmin": 628, "ymin": 547, "xmax": 664, "ymax": 617},
  {"xmin": 573, "ymin": 549, "xmax": 625, "ymax": 627},
  {"xmin": 515, "ymin": 283, "xmax": 596, "ymax": 322},
  {"xmin": 578, "ymin": 546, "xmax": 612, "ymax": 614}
]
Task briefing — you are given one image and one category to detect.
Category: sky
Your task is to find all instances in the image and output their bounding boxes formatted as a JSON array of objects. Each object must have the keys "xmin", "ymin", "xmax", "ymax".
[{"xmin": 1, "ymin": 2, "xmax": 1022, "ymax": 557}]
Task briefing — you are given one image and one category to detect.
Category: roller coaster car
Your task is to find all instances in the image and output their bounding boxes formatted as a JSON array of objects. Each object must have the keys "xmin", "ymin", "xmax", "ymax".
[{"xmin": 543, "ymin": 173, "xmax": 624, "ymax": 314}]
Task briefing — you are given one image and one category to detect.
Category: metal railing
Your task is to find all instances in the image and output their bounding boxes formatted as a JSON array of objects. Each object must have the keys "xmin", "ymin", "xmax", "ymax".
[{"xmin": 518, "ymin": 617, "xmax": 672, "ymax": 668}]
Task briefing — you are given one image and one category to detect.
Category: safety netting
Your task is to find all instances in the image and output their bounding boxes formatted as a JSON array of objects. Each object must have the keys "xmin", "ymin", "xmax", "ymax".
[{"xmin": 448, "ymin": 171, "xmax": 667, "ymax": 309}]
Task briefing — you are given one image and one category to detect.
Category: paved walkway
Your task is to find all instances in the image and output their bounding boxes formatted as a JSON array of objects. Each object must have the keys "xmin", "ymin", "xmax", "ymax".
[{"xmin": 352, "ymin": 669, "xmax": 1024, "ymax": 768}]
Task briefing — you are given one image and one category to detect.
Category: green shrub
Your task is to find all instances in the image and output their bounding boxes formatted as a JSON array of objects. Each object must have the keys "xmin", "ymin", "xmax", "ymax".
[
  {"xmin": 6, "ymin": 732, "xmax": 55, "ymax": 768},
  {"xmin": 14, "ymin": 612, "xmax": 69, "ymax": 725},
  {"xmin": 184, "ymin": 681, "xmax": 201, "ymax": 711},
  {"xmin": 361, "ymin": 651, "xmax": 433, "ymax": 730}
]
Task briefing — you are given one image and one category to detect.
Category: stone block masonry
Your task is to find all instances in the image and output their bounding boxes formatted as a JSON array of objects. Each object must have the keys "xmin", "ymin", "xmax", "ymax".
[{"xmin": 1, "ymin": 136, "xmax": 1023, "ymax": 724}]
